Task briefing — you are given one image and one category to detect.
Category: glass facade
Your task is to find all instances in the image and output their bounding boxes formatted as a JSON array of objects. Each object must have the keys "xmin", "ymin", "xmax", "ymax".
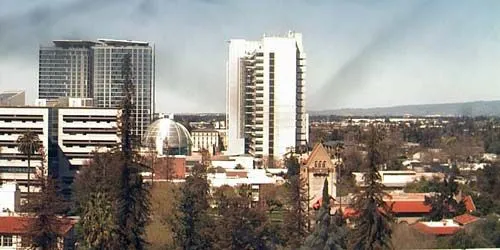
[
  {"xmin": 92, "ymin": 45, "xmax": 154, "ymax": 138},
  {"xmin": 38, "ymin": 43, "xmax": 93, "ymax": 99},
  {"xmin": 142, "ymin": 118, "xmax": 192, "ymax": 156}
]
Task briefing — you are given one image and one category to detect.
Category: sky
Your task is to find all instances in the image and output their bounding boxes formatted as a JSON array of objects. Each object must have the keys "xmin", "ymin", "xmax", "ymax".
[{"xmin": 0, "ymin": 0, "xmax": 499, "ymax": 113}]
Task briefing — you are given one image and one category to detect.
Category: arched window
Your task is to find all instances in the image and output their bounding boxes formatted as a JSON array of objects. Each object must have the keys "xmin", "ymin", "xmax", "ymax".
[
  {"xmin": 314, "ymin": 161, "xmax": 318, "ymax": 168},
  {"xmin": 322, "ymin": 161, "xmax": 326, "ymax": 168}
]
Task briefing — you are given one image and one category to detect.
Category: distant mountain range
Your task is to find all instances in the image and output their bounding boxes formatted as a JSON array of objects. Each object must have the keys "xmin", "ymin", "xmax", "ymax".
[{"xmin": 310, "ymin": 100, "xmax": 500, "ymax": 117}]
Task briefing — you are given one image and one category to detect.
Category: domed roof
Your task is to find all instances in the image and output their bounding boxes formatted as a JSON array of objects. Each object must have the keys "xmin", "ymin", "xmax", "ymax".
[{"xmin": 142, "ymin": 118, "xmax": 192, "ymax": 155}]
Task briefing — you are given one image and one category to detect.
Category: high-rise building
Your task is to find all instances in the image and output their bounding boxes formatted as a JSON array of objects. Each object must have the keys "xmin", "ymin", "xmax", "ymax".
[
  {"xmin": 92, "ymin": 39, "xmax": 155, "ymax": 138},
  {"xmin": 226, "ymin": 31, "xmax": 308, "ymax": 164},
  {"xmin": 38, "ymin": 40, "xmax": 96, "ymax": 99},
  {"xmin": 38, "ymin": 39, "xmax": 155, "ymax": 139}
]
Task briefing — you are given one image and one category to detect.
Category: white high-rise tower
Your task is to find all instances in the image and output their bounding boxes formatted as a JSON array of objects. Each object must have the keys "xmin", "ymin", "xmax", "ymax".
[{"xmin": 226, "ymin": 31, "xmax": 308, "ymax": 165}]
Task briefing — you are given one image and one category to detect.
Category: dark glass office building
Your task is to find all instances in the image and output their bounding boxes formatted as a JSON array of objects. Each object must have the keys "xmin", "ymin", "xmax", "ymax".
[{"xmin": 38, "ymin": 39, "xmax": 155, "ymax": 138}]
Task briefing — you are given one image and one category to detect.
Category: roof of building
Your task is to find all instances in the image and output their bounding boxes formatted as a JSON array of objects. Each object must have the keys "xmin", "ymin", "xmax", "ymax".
[
  {"xmin": 342, "ymin": 193, "xmax": 475, "ymax": 218},
  {"xmin": 97, "ymin": 38, "xmax": 149, "ymax": 46},
  {"xmin": 226, "ymin": 171, "xmax": 248, "ymax": 178},
  {"xmin": 453, "ymin": 214, "xmax": 480, "ymax": 225},
  {"xmin": 52, "ymin": 40, "xmax": 100, "ymax": 48},
  {"xmin": 142, "ymin": 118, "xmax": 192, "ymax": 150},
  {"xmin": 387, "ymin": 201, "xmax": 431, "ymax": 214},
  {"xmin": 0, "ymin": 217, "xmax": 76, "ymax": 235},
  {"xmin": 191, "ymin": 128, "xmax": 219, "ymax": 133},
  {"xmin": 463, "ymin": 195, "xmax": 476, "ymax": 212},
  {"xmin": 304, "ymin": 143, "xmax": 333, "ymax": 167},
  {"xmin": 411, "ymin": 220, "xmax": 462, "ymax": 236}
]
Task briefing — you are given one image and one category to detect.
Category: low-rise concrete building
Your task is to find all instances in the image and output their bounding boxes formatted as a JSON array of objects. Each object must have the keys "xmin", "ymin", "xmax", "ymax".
[
  {"xmin": 0, "ymin": 106, "xmax": 119, "ymax": 199},
  {"xmin": 353, "ymin": 170, "xmax": 444, "ymax": 190},
  {"xmin": 191, "ymin": 129, "xmax": 220, "ymax": 153}
]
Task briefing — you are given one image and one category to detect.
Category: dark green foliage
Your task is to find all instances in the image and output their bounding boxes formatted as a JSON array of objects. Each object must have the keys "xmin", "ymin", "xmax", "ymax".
[
  {"xmin": 472, "ymin": 163, "xmax": 500, "ymax": 215},
  {"xmin": 80, "ymin": 192, "xmax": 116, "ymax": 249},
  {"xmin": 438, "ymin": 229, "xmax": 492, "ymax": 249},
  {"xmin": 477, "ymin": 215, "xmax": 500, "ymax": 246},
  {"xmin": 114, "ymin": 53, "xmax": 151, "ymax": 250},
  {"xmin": 283, "ymin": 155, "xmax": 310, "ymax": 248},
  {"xmin": 302, "ymin": 179, "xmax": 347, "ymax": 250},
  {"xmin": 424, "ymin": 175, "xmax": 463, "ymax": 221},
  {"xmin": 174, "ymin": 163, "xmax": 214, "ymax": 249},
  {"xmin": 350, "ymin": 125, "xmax": 393, "ymax": 250},
  {"xmin": 74, "ymin": 152, "xmax": 123, "ymax": 249},
  {"xmin": 477, "ymin": 164, "xmax": 500, "ymax": 198},
  {"xmin": 119, "ymin": 53, "xmax": 134, "ymax": 159},
  {"xmin": 212, "ymin": 185, "xmax": 279, "ymax": 249}
]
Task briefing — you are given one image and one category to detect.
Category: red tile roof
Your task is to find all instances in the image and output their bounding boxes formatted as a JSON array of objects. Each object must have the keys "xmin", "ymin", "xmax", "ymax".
[
  {"xmin": 226, "ymin": 171, "xmax": 248, "ymax": 178},
  {"xmin": 0, "ymin": 216, "xmax": 76, "ymax": 235},
  {"xmin": 387, "ymin": 201, "xmax": 431, "ymax": 214},
  {"xmin": 453, "ymin": 214, "xmax": 479, "ymax": 225},
  {"xmin": 342, "ymin": 194, "xmax": 476, "ymax": 218},
  {"xmin": 411, "ymin": 222, "xmax": 462, "ymax": 236},
  {"xmin": 342, "ymin": 208, "xmax": 359, "ymax": 218},
  {"xmin": 463, "ymin": 195, "xmax": 476, "ymax": 212}
]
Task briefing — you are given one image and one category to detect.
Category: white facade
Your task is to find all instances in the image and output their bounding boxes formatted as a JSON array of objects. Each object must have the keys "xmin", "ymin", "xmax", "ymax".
[
  {"xmin": 226, "ymin": 32, "xmax": 307, "ymax": 162},
  {"xmin": 0, "ymin": 183, "xmax": 20, "ymax": 214},
  {"xmin": 56, "ymin": 108, "xmax": 119, "ymax": 194},
  {"xmin": 207, "ymin": 169, "xmax": 278, "ymax": 188},
  {"xmin": 0, "ymin": 107, "xmax": 49, "ymax": 196},
  {"xmin": 353, "ymin": 170, "xmax": 444, "ymax": 188},
  {"xmin": 0, "ymin": 107, "xmax": 119, "ymax": 198},
  {"xmin": 191, "ymin": 129, "xmax": 219, "ymax": 153},
  {"xmin": 211, "ymin": 155, "xmax": 255, "ymax": 170}
]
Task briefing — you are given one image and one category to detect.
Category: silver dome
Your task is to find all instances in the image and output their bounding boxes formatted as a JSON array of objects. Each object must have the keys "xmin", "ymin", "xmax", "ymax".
[{"xmin": 142, "ymin": 118, "xmax": 192, "ymax": 155}]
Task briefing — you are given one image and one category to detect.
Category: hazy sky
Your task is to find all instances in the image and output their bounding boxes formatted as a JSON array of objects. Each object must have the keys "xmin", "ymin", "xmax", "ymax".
[{"xmin": 1, "ymin": 0, "xmax": 499, "ymax": 113}]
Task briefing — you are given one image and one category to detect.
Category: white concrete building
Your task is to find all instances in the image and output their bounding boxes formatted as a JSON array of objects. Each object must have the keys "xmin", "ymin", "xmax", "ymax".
[
  {"xmin": 353, "ymin": 170, "xmax": 444, "ymax": 189},
  {"xmin": 226, "ymin": 31, "xmax": 308, "ymax": 164},
  {"xmin": 56, "ymin": 108, "xmax": 119, "ymax": 196},
  {"xmin": 0, "ymin": 106, "xmax": 119, "ymax": 198},
  {"xmin": 0, "ymin": 107, "xmax": 49, "ymax": 197},
  {"xmin": 191, "ymin": 129, "xmax": 219, "ymax": 153},
  {"xmin": 211, "ymin": 155, "xmax": 255, "ymax": 170},
  {"xmin": 0, "ymin": 183, "xmax": 20, "ymax": 215},
  {"xmin": 207, "ymin": 169, "xmax": 278, "ymax": 188}
]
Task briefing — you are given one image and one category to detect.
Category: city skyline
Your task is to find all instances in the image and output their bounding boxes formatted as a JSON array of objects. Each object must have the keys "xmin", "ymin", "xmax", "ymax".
[{"xmin": 1, "ymin": 0, "xmax": 500, "ymax": 113}]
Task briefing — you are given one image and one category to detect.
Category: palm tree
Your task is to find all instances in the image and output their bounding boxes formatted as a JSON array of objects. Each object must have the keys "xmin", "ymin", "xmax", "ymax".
[{"xmin": 17, "ymin": 130, "xmax": 41, "ymax": 196}]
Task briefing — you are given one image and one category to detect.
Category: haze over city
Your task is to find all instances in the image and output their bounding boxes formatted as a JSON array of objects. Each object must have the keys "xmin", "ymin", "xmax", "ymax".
[{"xmin": 1, "ymin": 0, "xmax": 500, "ymax": 113}]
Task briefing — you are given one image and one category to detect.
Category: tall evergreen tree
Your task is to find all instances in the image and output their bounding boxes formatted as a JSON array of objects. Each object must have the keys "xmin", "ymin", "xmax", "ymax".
[
  {"xmin": 174, "ymin": 163, "xmax": 214, "ymax": 249},
  {"xmin": 283, "ymin": 155, "xmax": 310, "ymax": 248},
  {"xmin": 81, "ymin": 192, "xmax": 116, "ymax": 249},
  {"xmin": 23, "ymin": 148, "xmax": 69, "ymax": 250},
  {"xmin": 350, "ymin": 125, "xmax": 393, "ymax": 250},
  {"xmin": 302, "ymin": 179, "xmax": 347, "ymax": 250},
  {"xmin": 75, "ymin": 152, "xmax": 122, "ymax": 249},
  {"xmin": 115, "ymin": 53, "xmax": 150, "ymax": 249}
]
